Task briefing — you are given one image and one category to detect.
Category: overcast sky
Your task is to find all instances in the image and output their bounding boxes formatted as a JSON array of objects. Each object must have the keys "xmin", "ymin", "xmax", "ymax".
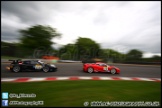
[{"xmin": 1, "ymin": 1, "xmax": 161, "ymax": 57}]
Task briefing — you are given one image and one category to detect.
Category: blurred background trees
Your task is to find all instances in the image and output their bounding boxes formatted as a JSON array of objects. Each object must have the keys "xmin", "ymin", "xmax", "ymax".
[
  {"xmin": 18, "ymin": 25, "xmax": 61, "ymax": 58},
  {"xmin": 125, "ymin": 49, "xmax": 143, "ymax": 63},
  {"xmin": 1, "ymin": 24, "xmax": 161, "ymax": 64}
]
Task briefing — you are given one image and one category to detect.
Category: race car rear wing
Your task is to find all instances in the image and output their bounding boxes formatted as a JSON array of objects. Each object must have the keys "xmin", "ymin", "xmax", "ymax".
[{"xmin": 8, "ymin": 59, "xmax": 22, "ymax": 63}]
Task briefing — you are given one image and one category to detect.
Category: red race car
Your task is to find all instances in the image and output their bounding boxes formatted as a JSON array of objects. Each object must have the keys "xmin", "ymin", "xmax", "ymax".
[{"xmin": 83, "ymin": 62, "xmax": 120, "ymax": 74}]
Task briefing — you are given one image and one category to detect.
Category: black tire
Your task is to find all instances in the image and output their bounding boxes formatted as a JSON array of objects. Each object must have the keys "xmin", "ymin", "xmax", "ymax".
[
  {"xmin": 87, "ymin": 67, "xmax": 94, "ymax": 73},
  {"xmin": 13, "ymin": 66, "xmax": 20, "ymax": 73},
  {"xmin": 110, "ymin": 68, "xmax": 116, "ymax": 74},
  {"xmin": 43, "ymin": 66, "xmax": 50, "ymax": 72}
]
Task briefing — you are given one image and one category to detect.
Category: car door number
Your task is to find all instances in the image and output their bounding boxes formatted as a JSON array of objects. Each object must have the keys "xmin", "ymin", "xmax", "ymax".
[
  {"xmin": 103, "ymin": 67, "xmax": 108, "ymax": 71},
  {"xmin": 34, "ymin": 64, "xmax": 42, "ymax": 69}
]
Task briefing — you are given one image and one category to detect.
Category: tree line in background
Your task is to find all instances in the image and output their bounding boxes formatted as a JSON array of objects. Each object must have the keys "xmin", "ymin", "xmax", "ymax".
[{"xmin": 1, "ymin": 25, "xmax": 161, "ymax": 64}]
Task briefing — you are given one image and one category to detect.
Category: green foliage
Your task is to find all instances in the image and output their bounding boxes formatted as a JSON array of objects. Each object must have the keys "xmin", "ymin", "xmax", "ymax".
[
  {"xmin": 58, "ymin": 37, "xmax": 101, "ymax": 60},
  {"xmin": 101, "ymin": 49, "xmax": 126, "ymax": 62},
  {"xmin": 75, "ymin": 37, "xmax": 101, "ymax": 60},
  {"xmin": 151, "ymin": 55, "xmax": 161, "ymax": 60},
  {"xmin": 1, "ymin": 25, "xmax": 160, "ymax": 63},
  {"xmin": 59, "ymin": 44, "xmax": 77, "ymax": 60},
  {"xmin": 1, "ymin": 41, "xmax": 18, "ymax": 57},
  {"xmin": 142, "ymin": 55, "xmax": 161, "ymax": 62},
  {"xmin": 18, "ymin": 25, "xmax": 61, "ymax": 57},
  {"xmin": 126, "ymin": 49, "xmax": 143, "ymax": 61}
]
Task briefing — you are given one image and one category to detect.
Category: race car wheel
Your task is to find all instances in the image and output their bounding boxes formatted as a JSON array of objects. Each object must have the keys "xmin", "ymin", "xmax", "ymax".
[
  {"xmin": 110, "ymin": 68, "xmax": 116, "ymax": 74},
  {"xmin": 43, "ymin": 66, "xmax": 49, "ymax": 72},
  {"xmin": 87, "ymin": 67, "xmax": 93, "ymax": 73},
  {"xmin": 13, "ymin": 66, "xmax": 20, "ymax": 72}
]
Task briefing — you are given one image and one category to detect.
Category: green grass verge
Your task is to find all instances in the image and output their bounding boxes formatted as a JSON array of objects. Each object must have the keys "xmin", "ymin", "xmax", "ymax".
[{"xmin": 2, "ymin": 80, "xmax": 161, "ymax": 107}]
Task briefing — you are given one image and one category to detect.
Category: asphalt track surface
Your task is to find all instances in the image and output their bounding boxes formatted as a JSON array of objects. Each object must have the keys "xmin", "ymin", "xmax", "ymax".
[{"xmin": 1, "ymin": 63, "xmax": 161, "ymax": 78}]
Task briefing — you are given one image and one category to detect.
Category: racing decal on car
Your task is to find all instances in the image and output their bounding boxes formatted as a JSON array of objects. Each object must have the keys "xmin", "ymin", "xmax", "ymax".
[
  {"xmin": 103, "ymin": 66, "xmax": 108, "ymax": 71},
  {"xmin": 34, "ymin": 64, "xmax": 42, "ymax": 69}
]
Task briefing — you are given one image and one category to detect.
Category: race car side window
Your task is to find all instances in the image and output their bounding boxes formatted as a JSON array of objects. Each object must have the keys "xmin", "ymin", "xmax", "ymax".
[
  {"xmin": 23, "ymin": 61, "xmax": 31, "ymax": 64},
  {"xmin": 99, "ymin": 64, "xmax": 107, "ymax": 66},
  {"xmin": 30, "ymin": 61, "xmax": 38, "ymax": 65},
  {"xmin": 96, "ymin": 64, "xmax": 102, "ymax": 66}
]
